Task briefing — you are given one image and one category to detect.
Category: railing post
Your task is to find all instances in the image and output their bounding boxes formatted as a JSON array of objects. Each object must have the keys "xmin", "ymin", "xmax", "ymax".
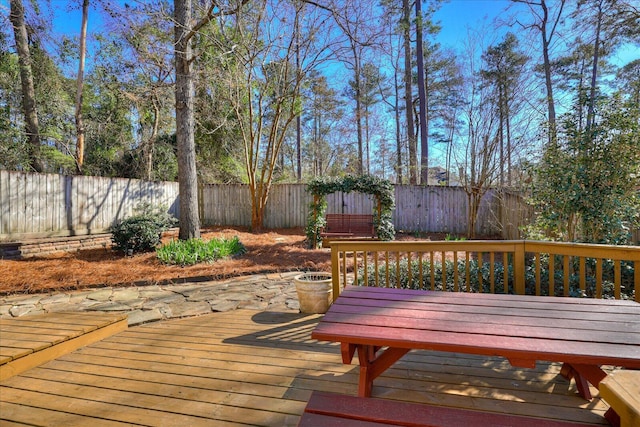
[
  {"xmin": 331, "ymin": 244, "xmax": 340, "ymax": 302},
  {"xmin": 514, "ymin": 241, "xmax": 526, "ymax": 295}
]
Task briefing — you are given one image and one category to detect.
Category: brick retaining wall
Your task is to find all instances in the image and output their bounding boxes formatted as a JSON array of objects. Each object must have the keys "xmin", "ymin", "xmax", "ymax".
[{"xmin": 0, "ymin": 234, "xmax": 112, "ymax": 260}]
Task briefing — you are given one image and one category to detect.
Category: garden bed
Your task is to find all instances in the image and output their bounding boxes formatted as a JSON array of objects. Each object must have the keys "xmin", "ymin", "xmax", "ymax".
[
  {"xmin": 0, "ymin": 227, "xmax": 330, "ymax": 295},
  {"xmin": 0, "ymin": 228, "xmax": 472, "ymax": 296}
]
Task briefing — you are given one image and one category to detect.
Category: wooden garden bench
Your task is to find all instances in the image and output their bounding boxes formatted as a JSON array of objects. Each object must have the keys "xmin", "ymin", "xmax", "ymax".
[
  {"xmin": 297, "ymin": 391, "xmax": 596, "ymax": 426},
  {"xmin": 320, "ymin": 214, "xmax": 376, "ymax": 245}
]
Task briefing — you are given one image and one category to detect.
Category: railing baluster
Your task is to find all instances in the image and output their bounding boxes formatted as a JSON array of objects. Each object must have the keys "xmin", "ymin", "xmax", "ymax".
[
  {"xmin": 453, "ymin": 251, "xmax": 459, "ymax": 292},
  {"xmin": 342, "ymin": 250, "xmax": 347, "ymax": 288},
  {"xmin": 549, "ymin": 254, "xmax": 555, "ymax": 296},
  {"xmin": 465, "ymin": 252, "xmax": 470, "ymax": 292},
  {"xmin": 563, "ymin": 255, "xmax": 570, "ymax": 297},
  {"xmin": 579, "ymin": 257, "xmax": 586, "ymax": 296},
  {"xmin": 614, "ymin": 259, "xmax": 621, "ymax": 300},
  {"xmin": 535, "ymin": 254, "xmax": 541, "ymax": 296},
  {"xmin": 490, "ymin": 252, "xmax": 495, "ymax": 294},
  {"xmin": 396, "ymin": 252, "xmax": 401, "ymax": 289},
  {"xmin": 441, "ymin": 251, "xmax": 447, "ymax": 290},
  {"xmin": 503, "ymin": 252, "xmax": 509, "ymax": 293},
  {"xmin": 407, "ymin": 251, "xmax": 413, "ymax": 288},
  {"xmin": 353, "ymin": 251, "xmax": 359, "ymax": 287},
  {"xmin": 418, "ymin": 252, "xmax": 424, "ymax": 290},
  {"xmin": 635, "ymin": 260, "xmax": 640, "ymax": 302},
  {"xmin": 374, "ymin": 252, "xmax": 379, "ymax": 287},
  {"xmin": 478, "ymin": 252, "xmax": 483, "ymax": 292},
  {"xmin": 385, "ymin": 251, "xmax": 390, "ymax": 288},
  {"xmin": 430, "ymin": 252, "xmax": 435, "ymax": 290},
  {"xmin": 363, "ymin": 251, "xmax": 368, "ymax": 287},
  {"xmin": 596, "ymin": 258, "xmax": 602, "ymax": 299}
]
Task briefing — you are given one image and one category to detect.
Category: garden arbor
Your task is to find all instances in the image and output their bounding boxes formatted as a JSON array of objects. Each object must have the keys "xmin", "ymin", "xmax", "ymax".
[{"xmin": 306, "ymin": 175, "xmax": 395, "ymax": 248}]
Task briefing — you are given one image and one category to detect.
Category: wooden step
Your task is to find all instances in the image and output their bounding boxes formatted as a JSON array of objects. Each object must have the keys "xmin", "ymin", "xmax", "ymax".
[{"xmin": 0, "ymin": 312, "xmax": 128, "ymax": 380}]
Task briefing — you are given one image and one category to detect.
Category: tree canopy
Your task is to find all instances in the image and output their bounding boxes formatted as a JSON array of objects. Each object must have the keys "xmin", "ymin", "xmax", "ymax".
[{"xmin": 3, "ymin": 0, "xmax": 639, "ymax": 242}]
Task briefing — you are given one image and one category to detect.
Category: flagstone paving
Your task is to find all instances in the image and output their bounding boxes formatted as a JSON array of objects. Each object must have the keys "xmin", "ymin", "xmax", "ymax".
[{"xmin": 0, "ymin": 272, "xmax": 302, "ymax": 326}]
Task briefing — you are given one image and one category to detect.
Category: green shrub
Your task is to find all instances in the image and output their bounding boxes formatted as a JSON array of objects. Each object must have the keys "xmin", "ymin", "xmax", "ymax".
[
  {"xmin": 157, "ymin": 236, "xmax": 246, "ymax": 266},
  {"xmin": 110, "ymin": 205, "xmax": 177, "ymax": 254}
]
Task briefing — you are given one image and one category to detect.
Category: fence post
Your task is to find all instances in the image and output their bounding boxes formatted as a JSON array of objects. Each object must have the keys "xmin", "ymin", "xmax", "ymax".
[{"xmin": 514, "ymin": 241, "xmax": 526, "ymax": 295}]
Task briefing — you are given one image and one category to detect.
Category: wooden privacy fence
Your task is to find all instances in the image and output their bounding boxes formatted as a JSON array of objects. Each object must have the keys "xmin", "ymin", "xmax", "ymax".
[
  {"xmin": 329, "ymin": 240, "xmax": 640, "ymax": 302},
  {"xmin": 0, "ymin": 171, "xmax": 179, "ymax": 239},
  {"xmin": 200, "ymin": 183, "xmax": 535, "ymax": 239},
  {"xmin": 2, "ymin": 171, "xmax": 638, "ymax": 242}
]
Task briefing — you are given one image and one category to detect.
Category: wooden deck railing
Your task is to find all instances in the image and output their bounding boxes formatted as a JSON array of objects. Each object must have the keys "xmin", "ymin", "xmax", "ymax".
[{"xmin": 330, "ymin": 240, "xmax": 640, "ymax": 302}]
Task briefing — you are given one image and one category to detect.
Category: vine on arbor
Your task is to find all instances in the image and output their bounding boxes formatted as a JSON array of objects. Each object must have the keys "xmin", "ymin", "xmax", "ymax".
[{"xmin": 305, "ymin": 175, "xmax": 395, "ymax": 248}]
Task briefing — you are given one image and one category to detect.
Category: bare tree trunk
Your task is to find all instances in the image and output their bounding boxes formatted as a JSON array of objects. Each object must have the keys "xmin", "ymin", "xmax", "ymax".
[
  {"xmin": 585, "ymin": 0, "xmax": 603, "ymax": 132},
  {"xmin": 75, "ymin": 0, "xmax": 89, "ymax": 173},
  {"xmin": 354, "ymin": 55, "xmax": 364, "ymax": 175},
  {"xmin": 517, "ymin": 0, "xmax": 564, "ymax": 146},
  {"xmin": 144, "ymin": 99, "xmax": 161, "ymax": 181},
  {"xmin": 394, "ymin": 71, "xmax": 402, "ymax": 184},
  {"xmin": 403, "ymin": 0, "xmax": 417, "ymax": 184},
  {"xmin": 364, "ymin": 104, "xmax": 370, "ymax": 174},
  {"xmin": 295, "ymin": 11, "xmax": 302, "ymax": 182},
  {"xmin": 175, "ymin": 0, "xmax": 201, "ymax": 240},
  {"xmin": 467, "ymin": 190, "xmax": 481, "ymax": 239},
  {"xmin": 416, "ymin": 0, "xmax": 428, "ymax": 185},
  {"xmin": 498, "ymin": 85, "xmax": 504, "ymax": 187},
  {"xmin": 505, "ymin": 93, "xmax": 512, "ymax": 185},
  {"xmin": 9, "ymin": 0, "xmax": 44, "ymax": 172},
  {"xmin": 540, "ymin": 1, "xmax": 557, "ymax": 146}
]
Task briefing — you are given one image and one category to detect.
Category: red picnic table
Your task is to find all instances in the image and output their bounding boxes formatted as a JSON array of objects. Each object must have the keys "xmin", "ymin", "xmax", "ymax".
[{"xmin": 311, "ymin": 286, "xmax": 640, "ymax": 422}]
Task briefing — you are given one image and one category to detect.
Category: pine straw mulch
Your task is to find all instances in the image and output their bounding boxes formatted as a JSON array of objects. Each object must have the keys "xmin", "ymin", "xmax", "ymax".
[
  {"xmin": 1, "ymin": 227, "xmax": 332, "ymax": 296},
  {"xmin": 1, "ymin": 227, "xmax": 456, "ymax": 296}
]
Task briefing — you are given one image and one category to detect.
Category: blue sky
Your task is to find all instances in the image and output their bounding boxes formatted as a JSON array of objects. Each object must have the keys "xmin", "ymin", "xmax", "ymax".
[
  {"xmin": 434, "ymin": 0, "xmax": 638, "ymax": 66},
  {"xmin": 44, "ymin": 0, "xmax": 637, "ymax": 66},
  {"xmin": 435, "ymin": 0, "xmax": 511, "ymax": 48}
]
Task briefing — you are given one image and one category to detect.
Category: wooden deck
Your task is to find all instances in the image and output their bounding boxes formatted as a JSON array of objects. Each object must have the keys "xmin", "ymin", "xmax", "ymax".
[{"xmin": 0, "ymin": 309, "xmax": 610, "ymax": 426}]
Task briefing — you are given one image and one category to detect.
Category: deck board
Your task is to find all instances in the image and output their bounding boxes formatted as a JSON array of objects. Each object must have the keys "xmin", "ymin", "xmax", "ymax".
[{"xmin": 0, "ymin": 309, "xmax": 610, "ymax": 426}]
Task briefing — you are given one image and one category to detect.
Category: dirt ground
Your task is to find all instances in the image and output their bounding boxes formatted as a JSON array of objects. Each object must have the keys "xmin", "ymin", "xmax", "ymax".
[{"xmin": 0, "ymin": 227, "xmax": 457, "ymax": 296}]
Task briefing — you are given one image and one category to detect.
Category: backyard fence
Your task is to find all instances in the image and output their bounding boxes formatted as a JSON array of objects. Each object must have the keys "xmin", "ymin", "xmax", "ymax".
[
  {"xmin": 0, "ymin": 171, "xmax": 179, "ymax": 239},
  {"xmin": 2, "ymin": 170, "xmax": 638, "ymax": 242}
]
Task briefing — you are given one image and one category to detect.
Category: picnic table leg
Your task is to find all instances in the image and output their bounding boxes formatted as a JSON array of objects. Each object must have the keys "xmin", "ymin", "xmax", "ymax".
[
  {"xmin": 356, "ymin": 346, "xmax": 410, "ymax": 397},
  {"xmin": 604, "ymin": 408, "xmax": 621, "ymax": 427},
  {"xmin": 560, "ymin": 362, "xmax": 607, "ymax": 400},
  {"xmin": 341, "ymin": 343, "xmax": 357, "ymax": 364}
]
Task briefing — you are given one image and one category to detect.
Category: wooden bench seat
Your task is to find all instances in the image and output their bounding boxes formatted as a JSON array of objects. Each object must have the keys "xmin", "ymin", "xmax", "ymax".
[
  {"xmin": 600, "ymin": 370, "xmax": 640, "ymax": 427},
  {"xmin": 320, "ymin": 214, "xmax": 376, "ymax": 246},
  {"xmin": 298, "ymin": 391, "xmax": 598, "ymax": 427}
]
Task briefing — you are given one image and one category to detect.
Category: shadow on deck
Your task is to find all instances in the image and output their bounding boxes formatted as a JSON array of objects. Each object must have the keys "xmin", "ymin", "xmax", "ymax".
[{"xmin": 0, "ymin": 310, "xmax": 609, "ymax": 426}]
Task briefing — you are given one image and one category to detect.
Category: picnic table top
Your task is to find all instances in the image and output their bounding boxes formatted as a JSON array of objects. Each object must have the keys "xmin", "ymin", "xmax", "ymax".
[{"xmin": 311, "ymin": 286, "xmax": 640, "ymax": 369}]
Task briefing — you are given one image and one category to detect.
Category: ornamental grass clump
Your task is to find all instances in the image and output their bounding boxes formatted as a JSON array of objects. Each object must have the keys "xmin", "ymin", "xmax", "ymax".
[{"xmin": 156, "ymin": 236, "xmax": 246, "ymax": 266}]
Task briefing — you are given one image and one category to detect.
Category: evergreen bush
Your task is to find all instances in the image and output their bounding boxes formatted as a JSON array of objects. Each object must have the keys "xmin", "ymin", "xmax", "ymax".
[{"xmin": 110, "ymin": 204, "xmax": 177, "ymax": 254}]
